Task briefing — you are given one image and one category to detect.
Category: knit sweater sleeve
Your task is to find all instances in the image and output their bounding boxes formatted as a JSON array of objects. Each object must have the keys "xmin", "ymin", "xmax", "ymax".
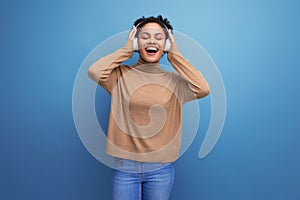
[
  {"xmin": 167, "ymin": 42, "xmax": 210, "ymax": 102},
  {"xmin": 87, "ymin": 42, "xmax": 133, "ymax": 93}
]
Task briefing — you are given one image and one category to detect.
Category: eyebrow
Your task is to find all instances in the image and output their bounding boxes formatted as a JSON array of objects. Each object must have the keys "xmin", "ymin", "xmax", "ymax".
[{"xmin": 140, "ymin": 32, "xmax": 164, "ymax": 36}]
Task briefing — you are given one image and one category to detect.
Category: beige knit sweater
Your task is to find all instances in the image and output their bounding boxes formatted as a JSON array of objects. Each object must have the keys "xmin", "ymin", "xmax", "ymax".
[{"xmin": 88, "ymin": 42, "xmax": 210, "ymax": 163}]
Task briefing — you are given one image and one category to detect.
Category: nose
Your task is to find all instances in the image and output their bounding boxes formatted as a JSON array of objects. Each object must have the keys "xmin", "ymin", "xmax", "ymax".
[{"xmin": 149, "ymin": 36, "xmax": 156, "ymax": 44}]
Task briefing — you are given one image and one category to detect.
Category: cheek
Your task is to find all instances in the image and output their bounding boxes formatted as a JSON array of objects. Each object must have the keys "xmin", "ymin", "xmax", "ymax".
[
  {"xmin": 157, "ymin": 40, "xmax": 167, "ymax": 49},
  {"xmin": 138, "ymin": 39, "xmax": 148, "ymax": 47},
  {"xmin": 157, "ymin": 40, "xmax": 166, "ymax": 46}
]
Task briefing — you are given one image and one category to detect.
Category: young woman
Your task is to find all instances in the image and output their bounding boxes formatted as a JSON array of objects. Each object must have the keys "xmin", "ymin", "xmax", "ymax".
[{"xmin": 88, "ymin": 15, "xmax": 210, "ymax": 200}]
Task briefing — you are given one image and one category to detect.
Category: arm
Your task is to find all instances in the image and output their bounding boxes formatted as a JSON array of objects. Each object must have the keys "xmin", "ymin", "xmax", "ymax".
[
  {"xmin": 87, "ymin": 27, "xmax": 137, "ymax": 91},
  {"xmin": 167, "ymin": 30, "xmax": 210, "ymax": 100}
]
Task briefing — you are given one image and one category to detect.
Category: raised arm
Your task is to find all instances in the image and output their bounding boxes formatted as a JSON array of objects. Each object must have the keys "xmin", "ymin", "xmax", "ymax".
[
  {"xmin": 87, "ymin": 27, "xmax": 137, "ymax": 91},
  {"xmin": 167, "ymin": 30, "xmax": 210, "ymax": 100}
]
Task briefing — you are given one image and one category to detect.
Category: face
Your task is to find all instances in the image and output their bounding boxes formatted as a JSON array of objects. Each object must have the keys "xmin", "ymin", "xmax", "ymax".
[{"xmin": 137, "ymin": 22, "xmax": 167, "ymax": 63}]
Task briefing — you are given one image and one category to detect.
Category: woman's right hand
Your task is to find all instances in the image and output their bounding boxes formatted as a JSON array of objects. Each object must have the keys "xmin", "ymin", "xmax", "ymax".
[{"xmin": 124, "ymin": 26, "xmax": 137, "ymax": 54}]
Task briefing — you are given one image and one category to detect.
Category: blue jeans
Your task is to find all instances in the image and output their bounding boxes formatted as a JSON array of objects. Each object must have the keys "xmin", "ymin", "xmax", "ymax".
[{"xmin": 112, "ymin": 158, "xmax": 175, "ymax": 200}]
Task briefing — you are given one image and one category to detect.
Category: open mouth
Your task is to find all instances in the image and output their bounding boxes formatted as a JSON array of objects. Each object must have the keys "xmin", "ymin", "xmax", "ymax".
[{"xmin": 145, "ymin": 46, "xmax": 159, "ymax": 54}]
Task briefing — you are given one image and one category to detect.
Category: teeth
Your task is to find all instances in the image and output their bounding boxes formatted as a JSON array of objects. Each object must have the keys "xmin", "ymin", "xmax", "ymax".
[{"xmin": 146, "ymin": 47, "xmax": 158, "ymax": 51}]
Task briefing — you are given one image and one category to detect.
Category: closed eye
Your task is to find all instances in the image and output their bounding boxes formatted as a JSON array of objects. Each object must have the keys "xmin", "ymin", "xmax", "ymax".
[
  {"xmin": 140, "ymin": 33, "xmax": 150, "ymax": 40},
  {"xmin": 155, "ymin": 33, "xmax": 164, "ymax": 40}
]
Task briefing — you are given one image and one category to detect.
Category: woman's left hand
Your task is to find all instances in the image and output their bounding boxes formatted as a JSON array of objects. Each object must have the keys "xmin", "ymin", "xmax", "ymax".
[
  {"xmin": 167, "ymin": 29, "xmax": 175, "ymax": 44},
  {"xmin": 167, "ymin": 29, "xmax": 179, "ymax": 55}
]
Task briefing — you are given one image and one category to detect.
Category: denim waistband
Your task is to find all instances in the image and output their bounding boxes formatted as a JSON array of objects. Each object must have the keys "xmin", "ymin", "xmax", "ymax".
[{"xmin": 114, "ymin": 157, "xmax": 172, "ymax": 173}]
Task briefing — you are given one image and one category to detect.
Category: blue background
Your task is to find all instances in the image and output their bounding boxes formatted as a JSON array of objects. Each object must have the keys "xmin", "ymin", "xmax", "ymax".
[{"xmin": 1, "ymin": 0, "xmax": 299, "ymax": 199}]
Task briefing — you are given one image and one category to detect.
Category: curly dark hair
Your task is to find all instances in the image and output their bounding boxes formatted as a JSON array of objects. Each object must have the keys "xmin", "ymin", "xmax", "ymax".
[{"xmin": 133, "ymin": 15, "xmax": 173, "ymax": 38}]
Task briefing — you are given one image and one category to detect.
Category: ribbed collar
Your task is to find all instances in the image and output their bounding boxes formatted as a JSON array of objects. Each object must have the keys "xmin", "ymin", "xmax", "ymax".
[{"xmin": 132, "ymin": 58, "xmax": 163, "ymax": 74}]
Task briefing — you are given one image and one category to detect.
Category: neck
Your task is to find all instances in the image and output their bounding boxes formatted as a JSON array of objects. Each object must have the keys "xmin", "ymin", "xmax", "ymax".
[
  {"xmin": 134, "ymin": 57, "xmax": 162, "ymax": 73},
  {"xmin": 137, "ymin": 57, "xmax": 160, "ymax": 65}
]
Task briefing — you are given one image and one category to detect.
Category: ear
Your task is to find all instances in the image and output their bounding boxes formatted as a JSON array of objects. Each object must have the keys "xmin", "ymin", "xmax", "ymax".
[{"xmin": 165, "ymin": 38, "xmax": 171, "ymax": 51}]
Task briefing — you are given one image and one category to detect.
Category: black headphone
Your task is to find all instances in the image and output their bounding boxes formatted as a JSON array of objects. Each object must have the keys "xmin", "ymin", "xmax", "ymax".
[{"xmin": 133, "ymin": 21, "xmax": 171, "ymax": 51}]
